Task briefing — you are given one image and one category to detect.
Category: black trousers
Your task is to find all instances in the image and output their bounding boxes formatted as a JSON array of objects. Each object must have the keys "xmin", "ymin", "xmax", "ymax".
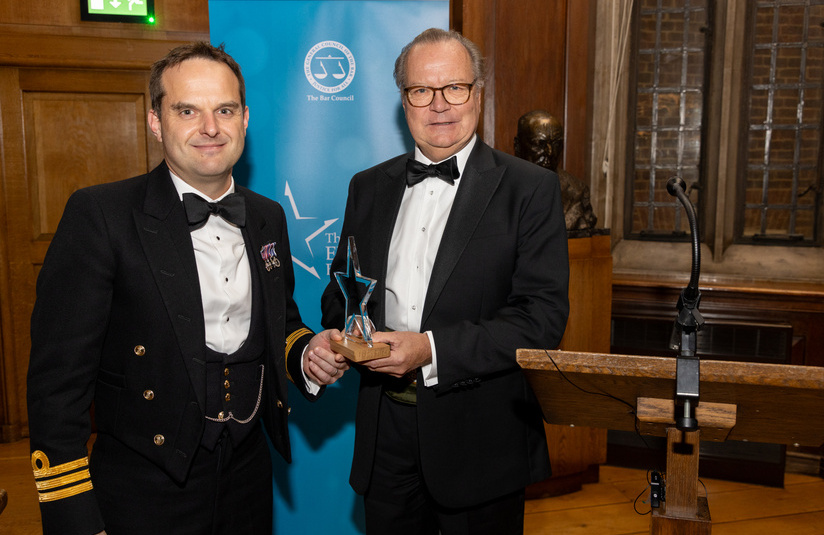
[
  {"xmin": 364, "ymin": 396, "xmax": 526, "ymax": 535},
  {"xmin": 91, "ymin": 425, "xmax": 273, "ymax": 534}
]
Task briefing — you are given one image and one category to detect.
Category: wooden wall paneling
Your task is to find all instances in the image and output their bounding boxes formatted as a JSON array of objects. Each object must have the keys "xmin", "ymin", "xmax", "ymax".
[
  {"xmin": 21, "ymin": 69, "xmax": 155, "ymax": 240},
  {"xmin": 0, "ymin": 3, "xmax": 72, "ymax": 26},
  {"xmin": 612, "ymin": 277, "xmax": 824, "ymax": 368},
  {"xmin": 564, "ymin": 1, "xmax": 593, "ymax": 180},
  {"xmin": 0, "ymin": 66, "xmax": 160, "ymax": 441},
  {"xmin": 491, "ymin": 0, "xmax": 566, "ymax": 156},
  {"xmin": 0, "ymin": 0, "xmax": 207, "ymax": 443},
  {"xmin": 526, "ymin": 235, "xmax": 612, "ymax": 497},
  {"xmin": 0, "ymin": 67, "xmax": 29, "ymax": 442},
  {"xmin": 559, "ymin": 235, "xmax": 612, "ymax": 352},
  {"xmin": 548, "ymin": 235, "xmax": 612, "ymax": 487},
  {"xmin": 452, "ymin": 0, "xmax": 497, "ymax": 144},
  {"xmin": 0, "ymin": 34, "xmax": 208, "ymax": 70},
  {"xmin": 453, "ymin": 0, "xmax": 593, "ymax": 184},
  {"xmin": 0, "ymin": 0, "xmax": 209, "ymax": 36}
]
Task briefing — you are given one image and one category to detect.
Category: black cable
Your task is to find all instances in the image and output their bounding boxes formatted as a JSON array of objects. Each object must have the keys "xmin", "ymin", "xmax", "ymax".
[
  {"xmin": 633, "ymin": 481, "xmax": 652, "ymax": 516},
  {"xmin": 542, "ymin": 349, "xmax": 655, "ymax": 449},
  {"xmin": 540, "ymin": 350, "xmax": 679, "ymax": 517}
]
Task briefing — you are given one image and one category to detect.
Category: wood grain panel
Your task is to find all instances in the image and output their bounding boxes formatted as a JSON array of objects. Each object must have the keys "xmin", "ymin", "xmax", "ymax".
[
  {"xmin": 0, "ymin": 0, "xmax": 209, "ymax": 35},
  {"xmin": 564, "ymin": 1, "xmax": 593, "ymax": 180},
  {"xmin": 452, "ymin": 0, "xmax": 496, "ymax": 143},
  {"xmin": 0, "ymin": 0, "xmax": 205, "ymax": 443},
  {"xmin": 0, "ymin": 34, "xmax": 207, "ymax": 70},
  {"xmin": 24, "ymin": 92, "xmax": 148, "ymax": 239},
  {"xmin": 492, "ymin": 0, "xmax": 566, "ymax": 155},
  {"xmin": 518, "ymin": 350, "xmax": 824, "ymax": 447},
  {"xmin": 560, "ymin": 234, "xmax": 612, "ymax": 351},
  {"xmin": 529, "ymin": 235, "xmax": 612, "ymax": 497},
  {"xmin": 613, "ymin": 275, "xmax": 824, "ymax": 367},
  {"xmin": 0, "ymin": 67, "xmax": 33, "ymax": 443},
  {"xmin": 19, "ymin": 68, "xmax": 159, "ymax": 244},
  {"xmin": 453, "ymin": 0, "xmax": 592, "ymax": 189},
  {"xmin": 1, "ymin": 65, "xmax": 161, "ymax": 441}
]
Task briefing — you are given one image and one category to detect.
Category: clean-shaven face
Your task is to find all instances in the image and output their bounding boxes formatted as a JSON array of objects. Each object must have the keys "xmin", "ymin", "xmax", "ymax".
[
  {"xmin": 148, "ymin": 57, "xmax": 249, "ymax": 197},
  {"xmin": 402, "ymin": 40, "xmax": 481, "ymax": 163}
]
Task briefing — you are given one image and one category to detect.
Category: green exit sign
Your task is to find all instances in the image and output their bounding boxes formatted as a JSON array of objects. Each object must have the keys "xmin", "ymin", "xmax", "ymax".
[{"xmin": 81, "ymin": 0, "xmax": 155, "ymax": 23}]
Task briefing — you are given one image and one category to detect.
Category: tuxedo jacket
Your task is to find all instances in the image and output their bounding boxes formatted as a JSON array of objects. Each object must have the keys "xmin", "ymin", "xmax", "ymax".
[
  {"xmin": 321, "ymin": 140, "xmax": 570, "ymax": 508},
  {"xmin": 27, "ymin": 161, "xmax": 317, "ymax": 534}
]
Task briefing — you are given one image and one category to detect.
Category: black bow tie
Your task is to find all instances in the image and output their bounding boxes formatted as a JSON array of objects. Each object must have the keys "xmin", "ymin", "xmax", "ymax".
[
  {"xmin": 405, "ymin": 157, "xmax": 459, "ymax": 187},
  {"xmin": 183, "ymin": 192, "xmax": 246, "ymax": 230}
]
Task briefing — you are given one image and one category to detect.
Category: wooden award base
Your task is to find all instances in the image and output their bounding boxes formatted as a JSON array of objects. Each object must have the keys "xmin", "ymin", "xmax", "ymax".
[{"xmin": 331, "ymin": 337, "xmax": 390, "ymax": 362}]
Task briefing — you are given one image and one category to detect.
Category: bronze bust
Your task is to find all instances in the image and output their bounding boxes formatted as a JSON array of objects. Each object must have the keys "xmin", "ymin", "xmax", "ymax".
[{"xmin": 514, "ymin": 110, "xmax": 597, "ymax": 232}]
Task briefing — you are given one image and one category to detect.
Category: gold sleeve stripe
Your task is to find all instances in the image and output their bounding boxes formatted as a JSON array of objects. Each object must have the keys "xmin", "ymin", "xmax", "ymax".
[
  {"xmin": 31, "ymin": 450, "xmax": 94, "ymax": 502},
  {"xmin": 31, "ymin": 450, "xmax": 89, "ymax": 478},
  {"xmin": 285, "ymin": 328, "xmax": 313, "ymax": 383},
  {"xmin": 35, "ymin": 468, "xmax": 92, "ymax": 491},
  {"xmin": 38, "ymin": 481, "xmax": 94, "ymax": 503}
]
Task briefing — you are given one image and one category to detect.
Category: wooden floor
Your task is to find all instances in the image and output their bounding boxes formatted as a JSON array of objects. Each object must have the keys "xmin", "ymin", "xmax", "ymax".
[
  {"xmin": 525, "ymin": 465, "xmax": 824, "ymax": 534},
  {"xmin": 1, "ymin": 438, "xmax": 822, "ymax": 534}
]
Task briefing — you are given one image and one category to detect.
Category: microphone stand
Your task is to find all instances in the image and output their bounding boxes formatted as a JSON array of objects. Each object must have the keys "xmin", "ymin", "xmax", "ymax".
[{"xmin": 666, "ymin": 177, "xmax": 704, "ymax": 432}]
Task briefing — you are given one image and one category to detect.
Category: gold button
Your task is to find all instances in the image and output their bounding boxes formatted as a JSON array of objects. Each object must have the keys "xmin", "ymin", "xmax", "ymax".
[
  {"xmin": 288, "ymin": 407, "xmax": 292, "ymax": 414},
  {"xmin": 276, "ymin": 400, "xmax": 284, "ymax": 409},
  {"xmin": 134, "ymin": 345, "xmax": 146, "ymax": 356},
  {"xmin": 218, "ymin": 411, "xmax": 225, "ymax": 419},
  {"xmin": 224, "ymin": 367, "xmax": 230, "ymax": 376},
  {"xmin": 153, "ymin": 434, "xmax": 165, "ymax": 446},
  {"xmin": 225, "ymin": 393, "xmax": 231, "ymax": 402},
  {"xmin": 143, "ymin": 390, "xmax": 154, "ymax": 400},
  {"xmin": 224, "ymin": 380, "xmax": 230, "ymax": 389}
]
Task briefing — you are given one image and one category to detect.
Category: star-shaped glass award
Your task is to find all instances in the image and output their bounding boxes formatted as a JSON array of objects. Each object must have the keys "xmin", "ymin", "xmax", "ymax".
[{"xmin": 330, "ymin": 236, "xmax": 390, "ymax": 362}]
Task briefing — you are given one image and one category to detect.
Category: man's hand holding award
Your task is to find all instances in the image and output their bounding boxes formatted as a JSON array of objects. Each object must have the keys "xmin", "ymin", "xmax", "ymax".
[{"xmin": 330, "ymin": 236, "xmax": 390, "ymax": 362}]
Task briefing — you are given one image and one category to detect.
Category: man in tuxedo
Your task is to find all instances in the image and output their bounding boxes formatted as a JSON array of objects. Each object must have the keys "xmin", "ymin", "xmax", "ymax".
[
  {"xmin": 321, "ymin": 28, "xmax": 569, "ymax": 534},
  {"xmin": 27, "ymin": 42, "xmax": 348, "ymax": 535}
]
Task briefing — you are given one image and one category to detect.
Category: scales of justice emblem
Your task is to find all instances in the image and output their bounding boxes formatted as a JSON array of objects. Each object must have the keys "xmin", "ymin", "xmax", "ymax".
[{"xmin": 304, "ymin": 40, "xmax": 356, "ymax": 93}]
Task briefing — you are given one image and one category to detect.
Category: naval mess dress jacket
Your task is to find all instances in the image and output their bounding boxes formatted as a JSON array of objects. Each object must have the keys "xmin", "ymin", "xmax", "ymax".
[
  {"xmin": 321, "ymin": 140, "xmax": 570, "ymax": 509},
  {"xmin": 27, "ymin": 161, "xmax": 318, "ymax": 534}
]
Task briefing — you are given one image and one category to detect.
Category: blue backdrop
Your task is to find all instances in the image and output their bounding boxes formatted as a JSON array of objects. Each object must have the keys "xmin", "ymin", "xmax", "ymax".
[{"xmin": 208, "ymin": 2, "xmax": 448, "ymax": 533}]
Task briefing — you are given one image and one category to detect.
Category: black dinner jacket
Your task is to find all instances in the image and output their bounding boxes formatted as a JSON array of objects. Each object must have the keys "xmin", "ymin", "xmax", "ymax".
[
  {"xmin": 27, "ymin": 161, "xmax": 317, "ymax": 534},
  {"xmin": 321, "ymin": 140, "xmax": 570, "ymax": 508}
]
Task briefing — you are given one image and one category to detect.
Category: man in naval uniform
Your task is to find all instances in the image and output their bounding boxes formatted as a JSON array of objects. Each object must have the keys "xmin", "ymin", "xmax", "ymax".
[{"xmin": 27, "ymin": 42, "xmax": 348, "ymax": 535}]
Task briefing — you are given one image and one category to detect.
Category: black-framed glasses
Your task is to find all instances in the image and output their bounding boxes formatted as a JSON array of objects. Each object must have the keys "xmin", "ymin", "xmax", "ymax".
[{"xmin": 403, "ymin": 82, "xmax": 475, "ymax": 107}]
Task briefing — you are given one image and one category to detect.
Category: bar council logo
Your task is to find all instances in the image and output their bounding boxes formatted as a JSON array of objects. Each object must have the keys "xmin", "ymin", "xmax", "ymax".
[{"xmin": 304, "ymin": 41, "xmax": 356, "ymax": 95}]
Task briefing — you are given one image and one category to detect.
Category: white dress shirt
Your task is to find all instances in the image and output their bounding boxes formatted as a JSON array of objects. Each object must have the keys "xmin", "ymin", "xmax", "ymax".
[
  {"xmin": 385, "ymin": 135, "xmax": 477, "ymax": 386},
  {"xmin": 170, "ymin": 172, "xmax": 251, "ymax": 354}
]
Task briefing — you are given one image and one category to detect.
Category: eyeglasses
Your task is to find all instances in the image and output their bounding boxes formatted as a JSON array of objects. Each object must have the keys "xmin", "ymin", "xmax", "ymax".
[{"xmin": 403, "ymin": 82, "xmax": 475, "ymax": 107}]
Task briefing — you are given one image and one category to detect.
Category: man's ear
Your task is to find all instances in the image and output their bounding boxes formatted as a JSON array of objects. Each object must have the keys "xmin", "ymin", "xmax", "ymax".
[{"xmin": 148, "ymin": 109, "xmax": 162, "ymax": 142}]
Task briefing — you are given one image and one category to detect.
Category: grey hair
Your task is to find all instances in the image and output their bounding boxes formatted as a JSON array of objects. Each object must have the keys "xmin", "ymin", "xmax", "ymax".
[{"xmin": 393, "ymin": 28, "xmax": 486, "ymax": 90}]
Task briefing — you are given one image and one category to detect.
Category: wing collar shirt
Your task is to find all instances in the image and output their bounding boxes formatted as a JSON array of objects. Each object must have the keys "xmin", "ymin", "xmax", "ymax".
[
  {"xmin": 170, "ymin": 172, "xmax": 251, "ymax": 354},
  {"xmin": 386, "ymin": 135, "xmax": 478, "ymax": 387}
]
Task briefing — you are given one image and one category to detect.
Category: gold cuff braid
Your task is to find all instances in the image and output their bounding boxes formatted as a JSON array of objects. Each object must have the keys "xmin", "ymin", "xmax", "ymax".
[
  {"xmin": 285, "ymin": 327, "xmax": 313, "ymax": 383},
  {"xmin": 31, "ymin": 450, "xmax": 93, "ymax": 502}
]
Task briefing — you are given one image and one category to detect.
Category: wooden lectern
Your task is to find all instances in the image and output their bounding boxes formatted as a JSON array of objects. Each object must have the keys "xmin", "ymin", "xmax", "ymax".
[{"xmin": 517, "ymin": 349, "xmax": 824, "ymax": 534}]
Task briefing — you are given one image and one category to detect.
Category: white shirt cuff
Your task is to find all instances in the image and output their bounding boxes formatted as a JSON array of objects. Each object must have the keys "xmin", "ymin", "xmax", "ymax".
[
  {"xmin": 420, "ymin": 331, "xmax": 438, "ymax": 387},
  {"xmin": 301, "ymin": 344, "xmax": 322, "ymax": 395}
]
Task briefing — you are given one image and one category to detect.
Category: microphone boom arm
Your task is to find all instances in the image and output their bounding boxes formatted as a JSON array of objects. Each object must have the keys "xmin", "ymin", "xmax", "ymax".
[{"xmin": 667, "ymin": 177, "xmax": 704, "ymax": 432}]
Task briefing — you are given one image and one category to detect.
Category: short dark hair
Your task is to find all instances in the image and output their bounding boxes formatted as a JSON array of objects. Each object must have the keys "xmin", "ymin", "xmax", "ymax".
[
  {"xmin": 393, "ymin": 28, "xmax": 486, "ymax": 90},
  {"xmin": 149, "ymin": 42, "xmax": 246, "ymax": 117}
]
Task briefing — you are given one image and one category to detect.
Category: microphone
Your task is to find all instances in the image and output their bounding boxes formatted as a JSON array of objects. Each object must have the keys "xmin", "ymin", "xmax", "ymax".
[{"xmin": 666, "ymin": 177, "xmax": 703, "ymax": 432}]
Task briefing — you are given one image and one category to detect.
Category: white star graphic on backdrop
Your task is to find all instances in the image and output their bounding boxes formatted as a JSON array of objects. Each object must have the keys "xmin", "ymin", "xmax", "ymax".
[{"xmin": 284, "ymin": 181, "xmax": 337, "ymax": 279}]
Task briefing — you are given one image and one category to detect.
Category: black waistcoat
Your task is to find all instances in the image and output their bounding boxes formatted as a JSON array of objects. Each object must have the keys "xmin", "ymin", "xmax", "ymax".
[{"xmin": 200, "ymin": 241, "xmax": 266, "ymax": 450}]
